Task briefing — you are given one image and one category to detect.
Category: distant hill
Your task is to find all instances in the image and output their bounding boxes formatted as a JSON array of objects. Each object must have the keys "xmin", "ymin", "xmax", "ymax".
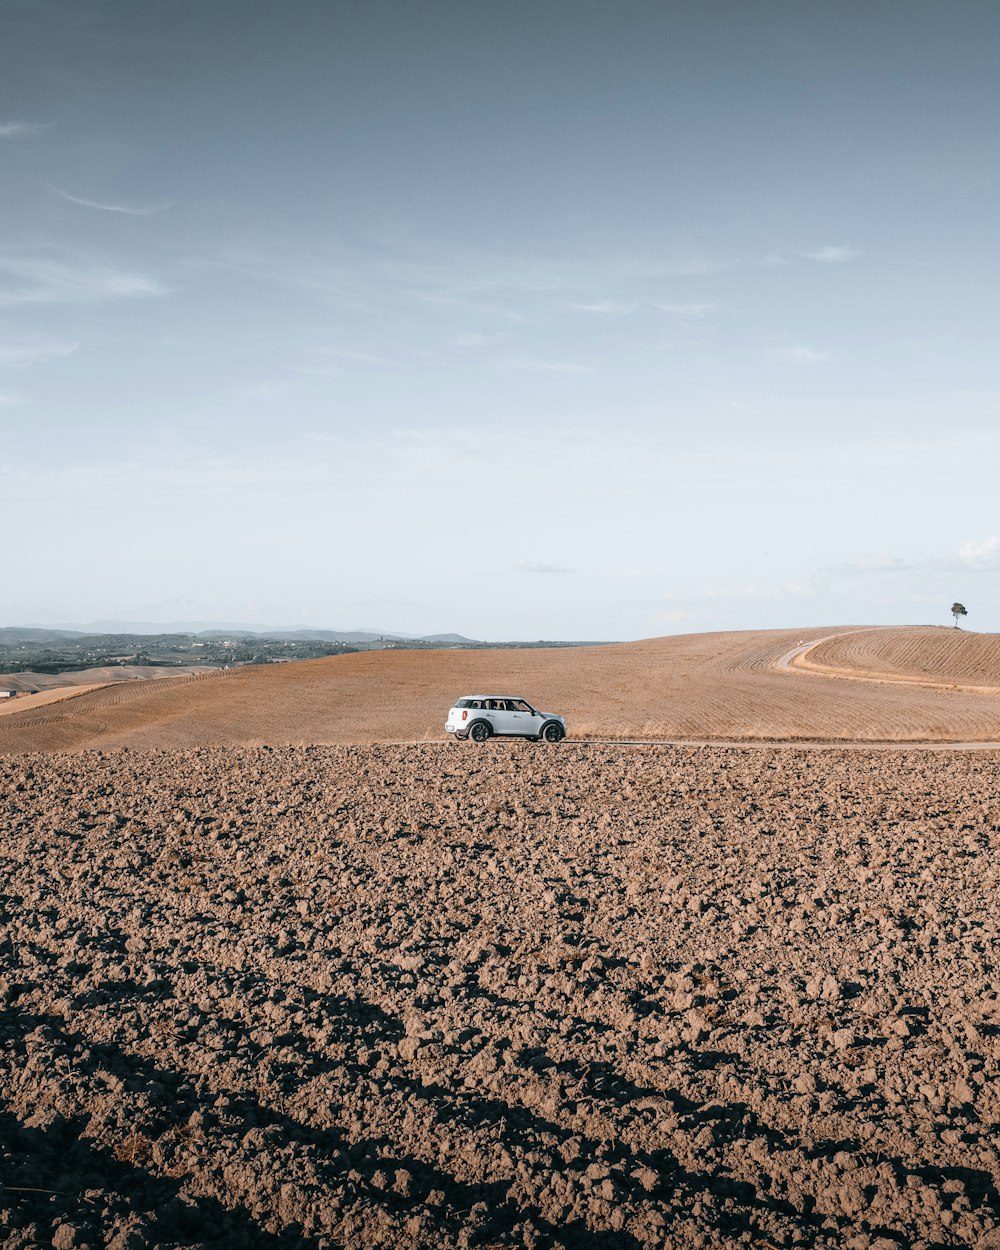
[
  {"xmin": 0, "ymin": 627, "xmax": 83, "ymax": 644},
  {"xmin": 418, "ymin": 633, "xmax": 479, "ymax": 644},
  {"xmin": 17, "ymin": 622, "xmax": 481, "ymax": 644},
  {"xmin": 192, "ymin": 629, "xmax": 379, "ymax": 643},
  {"xmin": 205, "ymin": 629, "xmax": 483, "ymax": 644},
  {"xmin": 26, "ymin": 620, "xmax": 282, "ymax": 635}
]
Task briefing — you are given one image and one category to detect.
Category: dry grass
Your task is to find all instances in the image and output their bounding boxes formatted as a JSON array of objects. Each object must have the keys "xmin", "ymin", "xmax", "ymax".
[
  {"xmin": 111, "ymin": 1130, "xmax": 155, "ymax": 1168},
  {"xmin": 2, "ymin": 625, "xmax": 1000, "ymax": 754}
]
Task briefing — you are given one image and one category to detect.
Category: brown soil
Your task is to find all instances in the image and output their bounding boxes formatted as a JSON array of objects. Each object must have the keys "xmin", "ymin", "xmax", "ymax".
[
  {"xmin": 3, "ymin": 628, "xmax": 1000, "ymax": 755},
  {"xmin": 1, "ymin": 743, "xmax": 998, "ymax": 1248}
]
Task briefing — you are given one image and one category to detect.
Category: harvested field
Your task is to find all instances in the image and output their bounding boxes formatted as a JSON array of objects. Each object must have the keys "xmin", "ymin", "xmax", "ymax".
[
  {"xmin": 1, "ymin": 743, "xmax": 999, "ymax": 1248},
  {"xmin": 0, "ymin": 685, "xmax": 108, "ymax": 718},
  {"xmin": 800, "ymin": 628, "xmax": 1000, "ymax": 691},
  {"xmin": 0, "ymin": 666, "xmax": 216, "ymax": 696},
  {"xmin": 3, "ymin": 628, "xmax": 1000, "ymax": 754}
]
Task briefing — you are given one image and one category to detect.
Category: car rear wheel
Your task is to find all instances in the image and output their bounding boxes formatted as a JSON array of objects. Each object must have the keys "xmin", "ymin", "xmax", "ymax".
[
  {"xmin": 540, "ymin": 722, "xmax": 565, "ymax": 743},
  {"xmin": 468, "ymin": 721, "xmax": 492, "ymax": 743}
]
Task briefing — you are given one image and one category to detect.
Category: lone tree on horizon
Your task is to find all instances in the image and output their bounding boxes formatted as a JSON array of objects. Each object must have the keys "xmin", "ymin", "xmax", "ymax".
[{"xmin": 952, "ymin": 602, "xmax": 968, "ymax": 628}]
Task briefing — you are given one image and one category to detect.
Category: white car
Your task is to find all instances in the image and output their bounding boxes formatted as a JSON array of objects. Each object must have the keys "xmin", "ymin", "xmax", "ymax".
[{"xmin": 445, "ymin": 695, "xmax": 567, "ymax": 743}]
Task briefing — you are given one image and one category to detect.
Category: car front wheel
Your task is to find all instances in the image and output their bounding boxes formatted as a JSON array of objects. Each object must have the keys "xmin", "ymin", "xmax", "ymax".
[{"xmin": 540, "ymin": 722, "xmax": 565, "ymax": 743}]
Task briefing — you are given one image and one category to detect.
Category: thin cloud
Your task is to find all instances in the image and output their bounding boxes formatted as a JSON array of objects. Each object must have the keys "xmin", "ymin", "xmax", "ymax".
[
  {"xmin": 0, "ymin": 121, "xmax": 52, "ymax": 139},
  {"xmin": 0, "ymin": 340, "xmax": 78, "ymax": 369},
  {"xmin": 0, "ymin": 250, "xmax": 167, "ymax": 307},
  {"xmin": 828, "ymin": 554, "xmax": 912, "ymax": 575},
  {"xmin": 449, "ymin": 330, "xmax": 513, "ymax": 350},
  {"xmin": 699, "ymin": 577, "xmax": 818, "ymax": 602},
  {"xmin": 754, "ymin": 251, "xmax": 790, "ymax": 268},
  {"xmin": 51, "ymin": 187, "xmax": 174, "ymax": 216},
  {"xmin": 772, "ymin": 345, "xmax": 830, "ymax": 365},
  {"xmin": 651, "ymin": 301, "xmax": 714, "ymax": 318},
  {"xmin": 0, "ymin": 391, "xmax": 23, "ymax": 409},
  {"xmin": 636, "ymin": 578, "xmax": 818, "ymax": 605},
  {"xmin": 212, "ymin": 235, "xmax": 727, "ymax": 321},
  {"xmin": 382, "ymin": 243, "xmax": 724, "ymax": 305},
  {"xmin": 563, "ymin": 298, "xmax": 635, "ymax": 315},
  {"xmin": 828, "ymin": 537, "xmax": 1000, "ymax": 578},
  {"xmin": 237, "ymin": 380, "xmax": 296, "ymax": 401},
  {"xmin": 958, "ymin": 536, "xmax": 1000, "ymax": 570},
  {"xmin": 515, "ymin": 561, "xmax": 576, "ymax": 575},
  {"xmin": 0, "ymin": 457, "xmax": 333, "ymax": 499},
  {"xmin": 500, "ymin": 355, "xmax": 593, "ymax": 374},
  {"xmin": 607, "ymin": 566, "xmax": 658, "ymax": 579},
  {"xmin": 321, "ymin": 348, "xmax": 392, "ymax": 367},
  {"xmin": 802, "ymin": 245, "xmax": 858, "ymax": 264}
]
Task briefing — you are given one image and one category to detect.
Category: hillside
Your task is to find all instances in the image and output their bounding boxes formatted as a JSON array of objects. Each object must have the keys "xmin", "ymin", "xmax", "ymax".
[
  {"xmin": 3, "ymin": 626, "xmax": 1000, "ymax": 753},
  {"xmin": 797, "ymin": 626, "xmax": 1000, "ymax": 690},
  {"xmin": 0, "ymin": 664, "xmax": 214, "ymax": 696}
]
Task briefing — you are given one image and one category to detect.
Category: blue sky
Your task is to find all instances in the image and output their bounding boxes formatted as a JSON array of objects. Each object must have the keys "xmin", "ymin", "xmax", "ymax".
[{"xmin": 2, "ymin": 0, "xmax": 998, "ymax": 638}]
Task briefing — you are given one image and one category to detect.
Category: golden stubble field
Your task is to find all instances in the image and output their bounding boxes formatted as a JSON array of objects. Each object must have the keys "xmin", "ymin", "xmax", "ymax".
[{"xmin": 1, "ymin": 626, "xmax": 1000, "ymax": 754}]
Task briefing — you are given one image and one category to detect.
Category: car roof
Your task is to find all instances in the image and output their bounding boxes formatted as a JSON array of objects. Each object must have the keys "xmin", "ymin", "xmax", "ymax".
[{"xmin": 458, "ymin": 694, "xmax": 527, "ymax": 701}]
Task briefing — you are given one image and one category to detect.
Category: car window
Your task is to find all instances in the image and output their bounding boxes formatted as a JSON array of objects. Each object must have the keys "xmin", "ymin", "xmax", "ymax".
[{"xmin": 511, "ymin": 700, "xmax": 532, "ymax": 712}]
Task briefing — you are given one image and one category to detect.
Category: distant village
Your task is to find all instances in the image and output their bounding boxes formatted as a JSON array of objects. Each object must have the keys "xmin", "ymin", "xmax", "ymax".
[
  {"xmin": 0, "ymin": 628, "xmax": 597, "ymax": 691},
  {"xmin": 0, "ymin": 631, "xmax": 386, "ymax": 683}
]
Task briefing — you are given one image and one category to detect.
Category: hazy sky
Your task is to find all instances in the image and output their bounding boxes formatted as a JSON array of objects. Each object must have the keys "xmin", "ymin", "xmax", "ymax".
[{"xmin": 2, "ymin": 0, "xmax": 999, "ymax": 639}]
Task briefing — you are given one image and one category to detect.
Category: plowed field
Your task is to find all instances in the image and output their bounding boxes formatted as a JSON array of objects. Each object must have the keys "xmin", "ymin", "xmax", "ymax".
[
  {"xmin": 2, "ymin": 744, "xmax": 998, "ymax": 1249},
  {"xmin": 0, "ymin": 665, "xmax": 215, "ymax": 696},
  {"xmin": 800, "ymin": 628, "xmax": 1000, "ymax": 691},
  {"xmin": 3, "ymin": 627, "xmax": 1000, "ymax": 754}
]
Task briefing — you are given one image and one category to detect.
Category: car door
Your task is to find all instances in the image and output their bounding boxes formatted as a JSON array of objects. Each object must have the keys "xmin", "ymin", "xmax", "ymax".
[
  {"xmin": 508, "ymin": 699, "xmax": 542, "ymax": 735},
  {"xmin": 487, "ymin": 699, "xmax": 517, "ymax": 734}
]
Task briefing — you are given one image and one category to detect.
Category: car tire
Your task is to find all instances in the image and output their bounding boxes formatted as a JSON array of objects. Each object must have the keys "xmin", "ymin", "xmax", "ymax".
[
  {"xmin": 468, "ymin": 721, "xmax": 492, "ymax": 743},
  {"xmin": 540, "ymin": 722, "xmax": 565, "ymax": 743}
]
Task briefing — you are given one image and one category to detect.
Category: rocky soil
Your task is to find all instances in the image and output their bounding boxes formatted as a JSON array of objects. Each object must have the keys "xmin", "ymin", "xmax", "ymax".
[{"xmin": 1, "ymin": 743, "xmax": 998, "ymax": 1249}]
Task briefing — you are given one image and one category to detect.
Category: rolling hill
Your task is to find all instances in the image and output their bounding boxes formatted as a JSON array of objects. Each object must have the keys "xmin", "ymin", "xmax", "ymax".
[
  {"xmin": 2, "ymin": 625, "xmax": 1000, "ymax": 753},
  {"xmin": 795, "ymin": 626, "xmax": 1000, "ymax": 690}
]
